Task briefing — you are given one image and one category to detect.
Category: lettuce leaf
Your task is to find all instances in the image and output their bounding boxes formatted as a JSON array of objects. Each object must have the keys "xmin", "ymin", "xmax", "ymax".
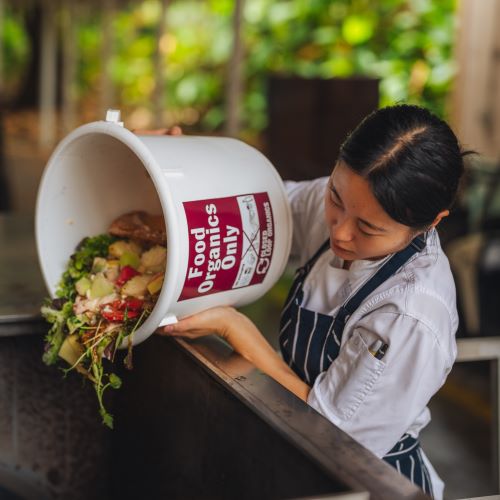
[{"xmin": 41, "ymin": 300, "xmax": 74, "ymax": 365}]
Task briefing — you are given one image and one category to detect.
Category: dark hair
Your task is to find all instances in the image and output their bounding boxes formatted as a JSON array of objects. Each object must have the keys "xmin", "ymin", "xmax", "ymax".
[{"xmin": 338, "ymin": 104, "xmax": 468, "ymax": 229}]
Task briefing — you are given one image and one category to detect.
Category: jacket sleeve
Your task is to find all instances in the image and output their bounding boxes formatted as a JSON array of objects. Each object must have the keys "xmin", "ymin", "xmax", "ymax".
[
  {"xmin": 307, "ymin": 310, "xmax": 455, "ymax": 458},
  {"xmin": 285, "ymin": 177, "xmax": 330, "ymax": 265}
]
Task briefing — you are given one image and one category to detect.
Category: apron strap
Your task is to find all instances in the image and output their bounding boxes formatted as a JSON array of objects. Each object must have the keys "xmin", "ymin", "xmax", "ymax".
[
  {"xmin": 333, "ymin": 234, "xmax": 426, "ymax": 335},
  {"xmin": 302, "ymin": 239, "xmax": 331, "ymax": 273}
]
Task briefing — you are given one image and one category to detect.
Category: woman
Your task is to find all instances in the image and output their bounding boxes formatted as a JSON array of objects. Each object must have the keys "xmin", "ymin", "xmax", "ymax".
[{"xmin": 158, "ymin": 105, "xmax": 467, "ymax": 498}]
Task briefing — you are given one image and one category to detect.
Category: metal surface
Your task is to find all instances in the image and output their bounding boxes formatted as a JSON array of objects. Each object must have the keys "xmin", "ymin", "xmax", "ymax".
[
  {"xmin": 295, "ymin": 494, "xmax": 369, "ymax": 500},
  {"xmin": 0, "ymin": 334, "xmax": 113, "ymax": 500},
  {"xmin": 457, "ymin": 337, "xmax": 500, "ymax": 362},
  {"xmin": 457, "ymin": 337, "xmax": 500, "ymax": 493},
  {"xmin": 0, "ymin": 214, "xmax": 47, "ymax": 328},
  {"xmin": 112, "ymin": 335, "xmax": 353, "ymax": 500},
  {"xmin": 0, "ymin": 216, "xmax": 115, "ymax": 499},
  {"xmin": 172, "ymin": 335, "xmax": 428, "ymax": 500}
]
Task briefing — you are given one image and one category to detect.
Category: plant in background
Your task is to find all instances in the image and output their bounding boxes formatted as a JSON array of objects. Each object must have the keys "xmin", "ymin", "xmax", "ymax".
[
  {"xmin": 0, "ymin": 5, "xmax": 29, "ymax": 98},
  {"xmin": 243, "ymin": 0, "xmax": 456, "ymax": 130},
  {"xmin": 2, "ymin": 0, "xmax": 457, "ymax": 137}
]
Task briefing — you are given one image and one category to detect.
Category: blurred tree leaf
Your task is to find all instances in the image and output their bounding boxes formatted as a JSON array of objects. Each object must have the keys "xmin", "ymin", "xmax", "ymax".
[
  {"xmin": 342, "ymin": 15, "xmax": 375, "ymax": 45},
  {"xmin": 0, "ymin": 7, "xmax": 29, "ymax": 94}
]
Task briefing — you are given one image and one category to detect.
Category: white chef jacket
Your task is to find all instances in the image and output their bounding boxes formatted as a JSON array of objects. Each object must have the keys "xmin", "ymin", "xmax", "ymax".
[{"xmin": 285, "ymin": 177, "xmax": 458, "ymax": 498}]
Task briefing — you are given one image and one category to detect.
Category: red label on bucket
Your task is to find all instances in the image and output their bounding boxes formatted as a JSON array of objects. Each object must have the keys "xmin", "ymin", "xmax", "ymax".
[{"xmin": 179, "ymin": 193, "xmax": 275, "ymax": 301}]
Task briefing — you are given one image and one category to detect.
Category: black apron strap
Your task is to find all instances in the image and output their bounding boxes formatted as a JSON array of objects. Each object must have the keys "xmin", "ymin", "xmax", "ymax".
[
  {"xmin": 333, "ymin": 234, "xmax": 426, "ymax": 336},
  {"xmin": 303, "ymin": 239, "xmax": 331, "ymax": 273}
]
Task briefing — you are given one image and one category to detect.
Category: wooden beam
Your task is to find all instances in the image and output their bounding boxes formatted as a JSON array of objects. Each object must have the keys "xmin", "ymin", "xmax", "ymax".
[
  {"xmin": 39, "ymin": 1, "xmax": 57, "ymax": 149},
  {"xmin": 451, "ymin": 0, "xmax": 500, "ymax": 159},
  {"xmin": 0, "ymin": 0, "xmax": 4, "ymax": 96},
  {"xmin": 456, "ymin": 337, "xmax": 500, "ymax": 490},
  {"xmin": 100, "ymin": 0, "xmax": 116, "ymax": 114},
  {"xmin": 225, "ymin": 0, "xmax": 244, "ymax": 137},
  {"xmin": 153, "ymin": 0, "xmax": 169, "ymax": 128},
  {"xmin": 61, "ymin": 0, "xmax": 78, "ymax": 133}
]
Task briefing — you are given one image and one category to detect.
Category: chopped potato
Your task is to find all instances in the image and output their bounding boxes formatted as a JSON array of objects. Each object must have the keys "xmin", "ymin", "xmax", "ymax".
[
  {"xmin": 108, "ymin": 240, "xmax": 142, "ymax": 258},
  {"xmin": 121, "ymin": 275, "xmax": 152, "ymax": 297},
  {"xmin": 141, "ymin": 245, "xmax": 167, "ymax": 273}
]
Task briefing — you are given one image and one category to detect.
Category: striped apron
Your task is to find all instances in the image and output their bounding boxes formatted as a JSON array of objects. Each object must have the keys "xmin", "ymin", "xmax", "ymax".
[{"xmin": 279, "ymin": 236, "xmax": 434, "ymax": 497}]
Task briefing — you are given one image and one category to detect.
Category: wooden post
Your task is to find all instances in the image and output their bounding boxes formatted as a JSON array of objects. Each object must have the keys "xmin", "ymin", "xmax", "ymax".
[
  {"xmin": 225, "ymin": 0, "xmax": 244, "ymax": 137},
  {"xmin": 0, "ymin": 0, "xmax": 6, "ymax": 210},
  {"xmin": 0, "ymin": 0, "xmax": 4, "ymax": 96},
  {"xmin": 456, "ymin": 338, "xmax": 500, "ymax": 492},
  {"xmin": 153, "ymin": 0, "xmax": 169, "ymax": 128},
  {"xmin": 451, "ymin": 0, "xmax": 500, "ymax": 159},
  {"xmin": 61, "ymin": 0, "xmax": 78, "ymax": 133},
  {"xmin": 39, "ymin": 0, "xmax": 57, "ymax": 149},
  {"xmin": 0, "ymin": 0, "xmax": 7, "ymax": 211},
  {"xmin": 100, "ymin": 0, "xmax": 116, "ymax": 114}
]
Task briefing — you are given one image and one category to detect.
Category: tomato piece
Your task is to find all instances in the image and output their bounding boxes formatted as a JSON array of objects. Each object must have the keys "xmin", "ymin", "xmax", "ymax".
[
  {"xmin": 101, "ymin": 307, "xmax": 140, "ymax": 322},
  {"xmin": 116, "ymin": 266, "xmax": 140, "ymax": 286},
  {"xmin": 109, "ymin": 299, "xmax": 123, "ymax": 309},
  {"xmin": 100, "ymin": 296, "xmax": 144, "ymax": 322},
  {"xmin": 108, "ymin": 298, "xmax": 144, "ymax": 311},
  {"xmin": 121, "ymin": 297, "xmax": 144, "ymax": 311}
]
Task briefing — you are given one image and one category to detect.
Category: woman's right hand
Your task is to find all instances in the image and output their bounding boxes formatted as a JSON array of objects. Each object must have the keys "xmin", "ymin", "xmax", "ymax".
[
  {"xmin": 157, "ymin": 306, "xmax": 311, "ymax": 402},
  {"xmin": 132, "ymin": 125, "xmax": 183, "ymax": 136}
]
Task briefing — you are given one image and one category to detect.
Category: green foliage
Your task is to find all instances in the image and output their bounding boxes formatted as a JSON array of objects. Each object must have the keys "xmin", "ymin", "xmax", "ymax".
[
  {"xmin": 41, "ymin": 300, "xmax": 74, "ymax": 365},
  {"xmin": 243, "ymin": 0, "xmax": 457, "ymax": 126},
  {"xmin": 0, "ymin": 7, "xmax": 29, "ymax": 93},
  {"xmin": 2, "ymin": 0, "xmax": 457, "ymax": 134}
]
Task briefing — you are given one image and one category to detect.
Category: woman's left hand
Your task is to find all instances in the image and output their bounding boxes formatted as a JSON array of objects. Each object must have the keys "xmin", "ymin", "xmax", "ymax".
[{"xmin": 156, "ymin": 306, "xmax": 240, "ymax": 340}]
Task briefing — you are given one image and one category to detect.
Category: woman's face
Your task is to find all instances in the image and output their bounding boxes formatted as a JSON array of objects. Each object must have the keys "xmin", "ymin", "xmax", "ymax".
[{"xmin": 324, "ymin": 161, "xmax": 416, "ymax": 262}]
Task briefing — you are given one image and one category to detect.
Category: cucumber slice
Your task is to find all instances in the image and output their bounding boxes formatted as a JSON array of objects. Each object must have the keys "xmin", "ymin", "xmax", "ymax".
[
  {"xmin": 89, "ymin": 273, "xmax": 115, "ymax": 299},
  {"xmin": 92, "ymin": 257, "xmax": 107, "ymax": 273},
  {"xmin": 109, "ymin": 240, "xmax": 141, "ymax": 258},
  {"xmin": 120, "ymin": 251, "xmax": 140, "ymax": 270},
  {"xmin": 75, "ymin": 276, "xmax": 91, "ymax": 296}
]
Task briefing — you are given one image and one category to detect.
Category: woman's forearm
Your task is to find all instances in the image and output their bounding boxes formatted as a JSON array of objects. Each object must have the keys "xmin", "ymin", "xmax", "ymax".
[
  {"xmin": 224, "ymin": 312, "xmax": 311, "ymax": 402},
  {"xmin": 159, "ymin": 306, "xmax": 311, "ymax": 402}
]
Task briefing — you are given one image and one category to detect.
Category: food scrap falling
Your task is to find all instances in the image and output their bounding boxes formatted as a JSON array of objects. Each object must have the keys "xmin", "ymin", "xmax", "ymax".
[{"xmin": 41, "ymin": 211, "xmax": 167, "ymax": 428}]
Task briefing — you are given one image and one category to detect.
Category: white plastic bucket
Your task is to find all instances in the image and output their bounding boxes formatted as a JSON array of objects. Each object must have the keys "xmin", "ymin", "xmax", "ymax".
[{"xmin": 35, "ymin": 114, "xmax": 292, "ymax": 345}]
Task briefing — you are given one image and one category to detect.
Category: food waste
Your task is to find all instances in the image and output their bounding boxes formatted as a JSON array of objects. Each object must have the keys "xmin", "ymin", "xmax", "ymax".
[{"xmin": 41, "ymin": 211, "xmax": 167, "ymax": 428}]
